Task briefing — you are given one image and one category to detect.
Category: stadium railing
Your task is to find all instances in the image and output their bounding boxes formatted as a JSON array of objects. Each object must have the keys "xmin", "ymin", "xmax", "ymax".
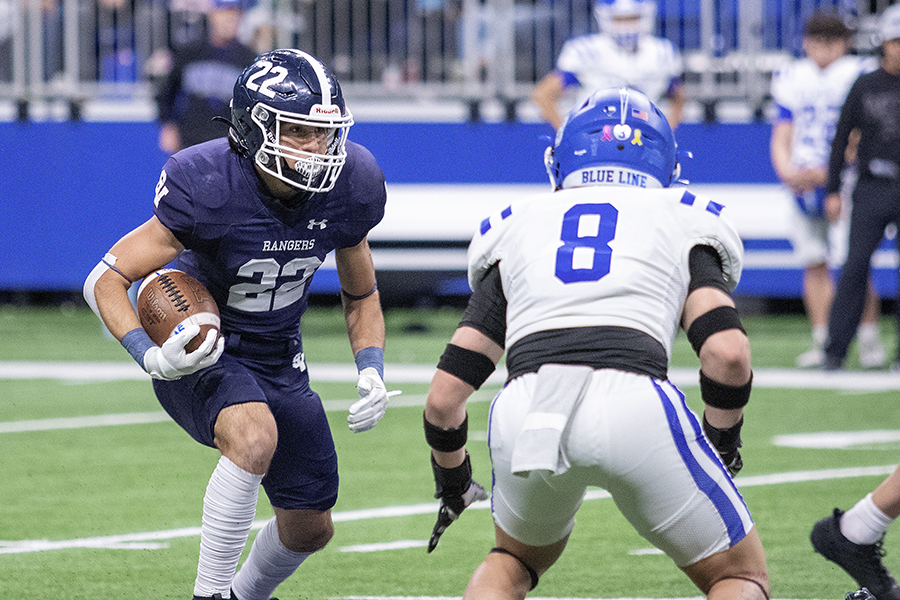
[{"xmin": 0, "ymin": 0, "xmax": 892, "ymax": 121}]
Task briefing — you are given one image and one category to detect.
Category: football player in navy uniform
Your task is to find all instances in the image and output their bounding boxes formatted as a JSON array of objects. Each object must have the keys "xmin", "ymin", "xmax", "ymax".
[
  {"xmin": 83, "ymin": 49, "xmax": 390, "ymax": 600},
  {"xmin": 422, "ymin": 88, "xmax": 769, "ymax": 600}
]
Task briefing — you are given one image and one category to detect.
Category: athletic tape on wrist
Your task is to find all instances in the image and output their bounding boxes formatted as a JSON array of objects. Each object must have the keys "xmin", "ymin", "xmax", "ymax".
[
  {"xmin": 354, "ymin": 346, "xmax": 384, "ymax": 379},
  {"xmin": 121, "ymin": 327, "xmax": 156, "ymax": 366},
  {"xmin": 437, "ymin": 343, "xmax": 496, "ymax": 389},
  {"xmin": 424, "ymin": 413, "xmax": 468, "ymax": 453},
  {"xmin": 431, "ymin": 451, "xmax": 473, "ymax": 497},
  {"xmin": 703, "ymin": 413, "xmax": 743, "ymax": 453}
]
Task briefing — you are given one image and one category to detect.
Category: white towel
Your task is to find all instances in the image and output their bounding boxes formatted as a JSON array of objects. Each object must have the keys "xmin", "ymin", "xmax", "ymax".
[{"xmin": 510, "ymin": 364, "xmax": 594, "ymax": 477}]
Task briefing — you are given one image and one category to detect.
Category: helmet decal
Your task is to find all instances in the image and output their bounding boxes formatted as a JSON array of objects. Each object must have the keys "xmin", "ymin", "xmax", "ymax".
[{"xmin": 545, "ymin": 87, "xmax": 678, "ymax": 191}]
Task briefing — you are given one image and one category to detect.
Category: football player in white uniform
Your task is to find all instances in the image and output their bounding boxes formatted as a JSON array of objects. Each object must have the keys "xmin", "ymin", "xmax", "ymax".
[
  {"xmin": 532, "ymin": 0, "xmax": 684, "ymax": 130},
  {"xmin": 770, "ymin": 12, "xmax": 884, "ymax": 369},
  {"xmin": 422, "ymin": 88, "xmax": 768, "ymax": 600}
]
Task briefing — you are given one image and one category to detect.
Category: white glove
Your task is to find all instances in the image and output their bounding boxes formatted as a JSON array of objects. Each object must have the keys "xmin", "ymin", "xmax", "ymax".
[
  {"xmin": 143, "ymin": 320, "xmax": 224, "ymax": 381},
  {"xmin": 348, "ymin": 367, "xmax": 389, "ymax": 433}
]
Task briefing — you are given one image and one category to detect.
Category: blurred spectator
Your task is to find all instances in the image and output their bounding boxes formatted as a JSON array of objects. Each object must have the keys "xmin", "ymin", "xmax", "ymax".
[
  {"xmin": 155, "ymin": 0, "xmax": 257, "ymax": 153},
  {"xmin": 238, "ymin": 2, "xmax": 309, "ymax": 55},
  {"xmin": 532, "ymin": 0, "xmax": 684, "ymax": 130},
  {"xmin": 0, "ymin": 0, "xmax": 13, "ymax": 82},
  {"xmin": 238, "ymin": 4, "xmax": 277, "ymax": 54},
  {"xmin": 769, "ymin": 11, "xmax": 885, "ymax": 369},
  {"xmin": 823, "ymin": 3, "xmax": 900, "ymax": 371}
]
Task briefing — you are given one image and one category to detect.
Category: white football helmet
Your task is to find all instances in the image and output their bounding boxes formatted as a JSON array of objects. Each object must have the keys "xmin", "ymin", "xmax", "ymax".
[{"xmin": 594, "ymin": 0, "xmax": 657, "ymax": 50}]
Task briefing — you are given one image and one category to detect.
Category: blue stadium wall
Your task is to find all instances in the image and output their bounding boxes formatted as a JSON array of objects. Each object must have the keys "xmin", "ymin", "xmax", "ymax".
[{"xmin": 1, "ymin": 120, "xmax": 894, "ymax": 299}]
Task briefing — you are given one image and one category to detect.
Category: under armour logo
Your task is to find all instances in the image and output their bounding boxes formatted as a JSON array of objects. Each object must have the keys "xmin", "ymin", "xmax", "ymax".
[{"xmin": 308, "ymin": 219, "xmax": 328, "ymax": 230}]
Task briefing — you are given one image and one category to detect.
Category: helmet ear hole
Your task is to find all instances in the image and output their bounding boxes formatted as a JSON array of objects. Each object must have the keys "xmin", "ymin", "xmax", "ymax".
[{"xmin": 617, "ymin": 144, "xmax": 624, "ymax": 151}]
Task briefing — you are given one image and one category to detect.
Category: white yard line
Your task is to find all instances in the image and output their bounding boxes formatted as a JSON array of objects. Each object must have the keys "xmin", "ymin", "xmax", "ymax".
[
  {"xmin": 0, "ymin": 464, "xmax": 894, "ymax": 555},
  {"xmin": 1, "ymin": 365, "xmax": 899, "ymax": 435},
  {"xmin": 336, "ymin": 597, "xmax": 829, "ymax": 600},
  {"xmin": 3, "ymin": 361, "xmax": 900, "ymax": 391}
]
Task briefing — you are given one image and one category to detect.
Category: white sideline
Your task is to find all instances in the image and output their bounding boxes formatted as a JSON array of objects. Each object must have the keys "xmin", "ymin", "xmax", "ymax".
[
  {"xmin": 4, "ymin": 361, "xmax": 900, "ymax": 390},
  {"xmin": 338, "ymin": 597, "xmax": 828, "ymax": 600},
  {"xmin": 2, "ymin": 364, "xmax": 900, "ymax": 435},
  {"xmin": 0, "ymin": 464, "xmax": 894, "ymax": 555},
  {"xmin": 337, "ymin": 597, "xmax": 829, "ymax": 600}
]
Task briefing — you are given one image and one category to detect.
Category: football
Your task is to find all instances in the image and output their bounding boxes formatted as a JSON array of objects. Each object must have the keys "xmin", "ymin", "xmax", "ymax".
[{"xmin": 137, "ymin": 269, "xmax": 220, "ymax": 353}]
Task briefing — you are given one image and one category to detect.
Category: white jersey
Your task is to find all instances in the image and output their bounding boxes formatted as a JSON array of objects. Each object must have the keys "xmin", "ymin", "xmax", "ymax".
[
  {"xmin": 770, "ymin": 55, "xmax": 876, "ymax": 168},
  {"xmin": 556, "ymin": 33, "xmax": 681, "ymax": 110},
  {"xmin": 467, "ymin": 184, "xmax": 743, "ymax": 358}
]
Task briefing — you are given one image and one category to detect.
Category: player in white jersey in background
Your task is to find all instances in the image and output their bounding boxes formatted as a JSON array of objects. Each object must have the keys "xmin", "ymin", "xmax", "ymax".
[
  {"xmin": 421, "ymin": 88, "xmax": 768, "ymax": 600},
  {"xmin": 532, "ymin": 0, "xmax": 685, "ymax": 130},
  {"xmin": 770, "ymin": 11, "xmax": 885, "ymax": 369}
]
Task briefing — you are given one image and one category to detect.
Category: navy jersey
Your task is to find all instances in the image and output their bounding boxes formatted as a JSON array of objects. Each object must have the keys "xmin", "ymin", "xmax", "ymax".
[{"xmin": 152, "ymin": 138, "xmax": 386, "ymax": 339}]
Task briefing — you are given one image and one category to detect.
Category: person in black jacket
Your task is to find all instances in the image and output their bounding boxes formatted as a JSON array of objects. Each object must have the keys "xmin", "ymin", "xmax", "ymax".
[
  {"xmin": 822, "ymin": 3, "xmax": 900, "ymax": 371},
  {"xmin": 155, "ymin": 0, "xmax": 258, "ymax": 154}
]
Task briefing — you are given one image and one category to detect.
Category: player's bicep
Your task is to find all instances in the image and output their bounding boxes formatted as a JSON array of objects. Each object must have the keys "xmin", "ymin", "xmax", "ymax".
[{"xmin": 107, "ymin": 216, "xmax": 184, "ymax": 283}]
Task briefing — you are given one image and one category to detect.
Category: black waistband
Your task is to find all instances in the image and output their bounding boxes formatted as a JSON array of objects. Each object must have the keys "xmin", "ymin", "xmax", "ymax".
[
  {"xmin": 224, "ymin": 332, "xmax": 301, "ymax": 358},
  {"xmin": 505, "ymin": 326, "xmax": 668, "ymax": 382}
]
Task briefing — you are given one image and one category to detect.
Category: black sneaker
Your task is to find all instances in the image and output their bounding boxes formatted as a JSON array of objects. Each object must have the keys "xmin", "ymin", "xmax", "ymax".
[
  {"xmin": 848, "ymin": 589, "xmax": 877, "ymax": 600},
  {"xmin": 811, "ymin": 509, "xmax": 900, "ymax": 600},
  {"xmin": 823, "ymin": 355, "xmax": 845, "ymax": 372}
]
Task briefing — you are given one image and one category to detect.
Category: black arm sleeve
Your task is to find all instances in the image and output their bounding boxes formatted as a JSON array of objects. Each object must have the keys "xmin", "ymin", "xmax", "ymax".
[
  {"xmin": 687, "ymin": 245, "xmax": 730, "ymax": 295},
  {"xmin": 459, "ymin": 262, "xmax": 507, "ymax": 349}
]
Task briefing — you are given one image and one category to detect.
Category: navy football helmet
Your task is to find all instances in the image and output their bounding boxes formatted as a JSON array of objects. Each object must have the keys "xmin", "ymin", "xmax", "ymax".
[
  {"xmin": 545, "ymin": 87, "xmax": 679, "ymax": 190},
  {"xmin": 230, "ymin": 49, "xmax": 353, "ymax": 193},
  {"xmin": 594, "ymin": 0, "xmax": 656, "ymax": 50}
]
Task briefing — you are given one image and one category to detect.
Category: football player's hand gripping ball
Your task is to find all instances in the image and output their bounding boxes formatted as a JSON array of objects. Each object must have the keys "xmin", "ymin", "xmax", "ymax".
[
  {"xmin": 348, "ymin": 367, "xmax": 390, "ymax": 432},
  {"xmin": 143, "ymin": 321, "xmax": 223, "ymax": 381},
  {"xmin": 428, "ymin": 452, "xmax": 488, "ymax": 552}
]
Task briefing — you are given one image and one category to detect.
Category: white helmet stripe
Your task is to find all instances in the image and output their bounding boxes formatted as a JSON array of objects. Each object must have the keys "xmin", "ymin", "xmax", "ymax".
[
  {"xmin": 619, "ymin": 88, "xmax": 629, "ymax": 125},
  {"xmin": 294, "ymin": 49, "xmax": 332, "ymax": 106}
]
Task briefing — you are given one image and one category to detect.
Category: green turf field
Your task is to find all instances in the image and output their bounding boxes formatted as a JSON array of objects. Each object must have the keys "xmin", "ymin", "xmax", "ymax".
[{"xmin": 1, "ymin": 304, "xmax": 899, "ymax": 599}]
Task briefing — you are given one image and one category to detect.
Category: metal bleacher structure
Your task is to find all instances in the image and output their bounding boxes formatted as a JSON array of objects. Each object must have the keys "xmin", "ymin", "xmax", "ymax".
[{"xmin": 0, "ymin": 0, "xmax": 894, "ymax": 121}]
